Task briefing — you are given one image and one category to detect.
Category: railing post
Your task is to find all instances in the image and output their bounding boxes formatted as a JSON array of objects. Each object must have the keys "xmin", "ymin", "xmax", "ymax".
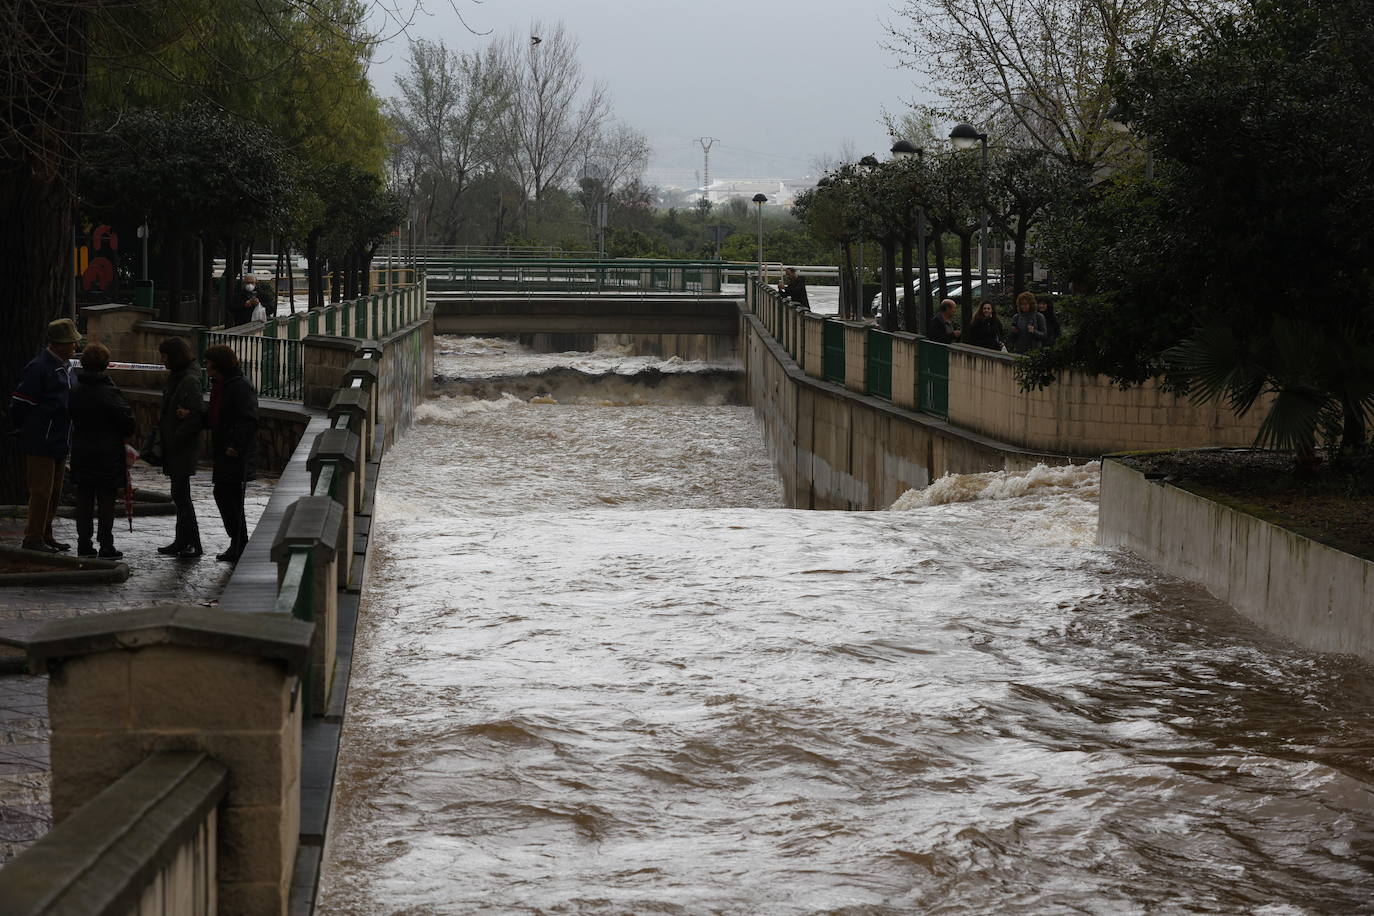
[
  {"xmin": 328, "ymin": 387, "xmax": 371, "ymax": 504},
  {"xmin": 344, "ymin": 356, "xmax": 380, "ymax": 448},
  {"xmin": 27, "ymin": 606, "xmax": 313, "ymax": 914},
  {"xmin": 307, "ymin": 430, "xmax": 360, "ymax": 587},
  {"xmin": 270, "ymin": 496, "xmax": 345, "ymax": 716}
]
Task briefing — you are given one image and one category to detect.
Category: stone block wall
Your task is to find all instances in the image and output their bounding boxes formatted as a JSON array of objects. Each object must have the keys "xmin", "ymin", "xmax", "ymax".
[
  {"xmin": 946, "ymin": 345, "xmax": 1266, "ymax": 456},
  {"xmin": 302, "ymin": 336, "xmax": 361, "ymax": 409},
  {"xmin": 375, "ymin": 315, "xmax": 435, "ymax": 452}
]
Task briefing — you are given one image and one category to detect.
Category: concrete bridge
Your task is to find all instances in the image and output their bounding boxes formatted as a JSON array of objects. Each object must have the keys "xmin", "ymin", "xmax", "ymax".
[{"xmin": 432, "ymin": 295, "xmax": 740, "ymax": 337}]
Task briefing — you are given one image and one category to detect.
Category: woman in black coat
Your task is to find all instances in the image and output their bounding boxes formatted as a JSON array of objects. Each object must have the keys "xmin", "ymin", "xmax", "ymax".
[
  {"xmin": 966, "ymin": 300, "xmax": 1004, "ymax": 351},
  {"xmin": 68, "ymin": 343, "xmax": 135, "ymax": 559},
  {"xmin": 155, "ymin": 337, "xmax": 205, "ymax": 558},
  {"xmin": 203, "ymin": 344, "xmax": 259, "ymax": 564}
]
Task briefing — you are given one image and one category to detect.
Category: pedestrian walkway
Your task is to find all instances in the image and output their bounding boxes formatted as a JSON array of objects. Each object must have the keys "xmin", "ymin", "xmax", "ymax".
[{"xmin": 0, "ymin": 465, "xmax": 273, "ymax": 863}]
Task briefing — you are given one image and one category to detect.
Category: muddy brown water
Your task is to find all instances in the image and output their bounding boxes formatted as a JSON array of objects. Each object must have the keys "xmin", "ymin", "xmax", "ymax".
[{"xmin": 318, "ymin": 337, "xmax": 1374, "ymax": 915}]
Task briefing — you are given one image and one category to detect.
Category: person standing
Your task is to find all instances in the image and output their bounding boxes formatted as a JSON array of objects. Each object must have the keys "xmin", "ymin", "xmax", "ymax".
[
  {"xmin": 68, "ymin": 343, "xmax": 135, "ymax": 559},
  {"xmin": 9, "ymin": 318, "xmax": 78, "ymax": 552},
  {"xmin": 778, "ymin": 268, "xmax": 810, "ymax": 309},
  {"xmin": 1036, "ymin": 295, "xmax": 1061, "ymax": 346},
  {"xmin": 1009, "ymin": 292, "xmax": 1047, "ymax": 353},
  {"xmin": 154, "ymin": 337, "xmax": 204, "ymax": 559},
  {"xmin": 966, "ymin": 301, "xmax": 1005, "ymax": 351},
  {"xmin": 203, "ymin": 345, "xmax": 258, "ymax": 563},
  {"xmin": 228, "ymin": 274, "xmax": 272, "ymax": 327},
  {"xmin": 928, "ymin": 298, "xmax": 961, "ymax": 344}
]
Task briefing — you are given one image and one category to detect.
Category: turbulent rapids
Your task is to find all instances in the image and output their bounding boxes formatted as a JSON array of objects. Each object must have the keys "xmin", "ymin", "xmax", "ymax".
[{"xmin": 319, "ymin": 336, "xmax": 1374, "ymax": 915}]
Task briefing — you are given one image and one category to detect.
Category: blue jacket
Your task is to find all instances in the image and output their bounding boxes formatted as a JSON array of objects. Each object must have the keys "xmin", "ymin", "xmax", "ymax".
[{"xmin": 10, "ymin": 348, "xmax": 75, "ymax": 458}]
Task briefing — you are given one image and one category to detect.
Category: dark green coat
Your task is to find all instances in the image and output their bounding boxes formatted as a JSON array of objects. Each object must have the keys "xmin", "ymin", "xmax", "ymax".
[{"xmin": 158, "ymin": 369, "xmax": 205, "ymax": 478}]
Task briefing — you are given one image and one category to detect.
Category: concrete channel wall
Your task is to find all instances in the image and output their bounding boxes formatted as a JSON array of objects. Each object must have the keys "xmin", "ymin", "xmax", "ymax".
[
  {"xmin": 741, "ymin": 310, "xmax": 1070, "ymax": 510},
  {"xmin": 1099, "ymin": 458, "xmax": 1374, "ymax": 663}
]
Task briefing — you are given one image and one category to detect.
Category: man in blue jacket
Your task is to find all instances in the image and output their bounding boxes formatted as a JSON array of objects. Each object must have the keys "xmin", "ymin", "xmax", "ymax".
[{"xmin": 10, "ymin": 318, "xmax": 79, "ymax": 552}]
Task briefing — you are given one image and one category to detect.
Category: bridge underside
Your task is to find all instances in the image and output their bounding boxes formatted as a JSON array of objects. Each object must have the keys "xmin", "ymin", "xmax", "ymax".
[{"xmin": 432, "ymin": 296, "xmax": 741, "ymax": 337}]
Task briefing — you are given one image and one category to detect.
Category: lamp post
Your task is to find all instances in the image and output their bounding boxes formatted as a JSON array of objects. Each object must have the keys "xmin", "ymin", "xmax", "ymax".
[
  {"xmin": 950, "ymin": 122, "xmax": 989, "ymax": 328},
  {"xmin": 752, "ymin": 193, "xmax": 768, "ymax": 281},
  {"xmin": 891, "ymin": 139, "xmax": 928, "ymax": 333}
]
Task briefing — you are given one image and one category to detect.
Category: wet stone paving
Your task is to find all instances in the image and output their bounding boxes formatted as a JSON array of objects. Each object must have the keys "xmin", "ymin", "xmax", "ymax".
[{"xmin": 0, "ymin": 464, "xmax": 272, "ymax": 862}]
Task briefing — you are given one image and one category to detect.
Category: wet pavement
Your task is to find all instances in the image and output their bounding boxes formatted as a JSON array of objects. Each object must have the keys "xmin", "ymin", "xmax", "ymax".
[{"xmin": 0, "ymin": 464, "xmax": 272, "ymax": 863}]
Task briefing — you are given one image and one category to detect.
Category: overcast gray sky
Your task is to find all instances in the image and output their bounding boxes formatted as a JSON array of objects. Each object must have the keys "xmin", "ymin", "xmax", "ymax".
[{"xmin": 367, "ymin": 0, "xmax": 931, "ymax": 188}]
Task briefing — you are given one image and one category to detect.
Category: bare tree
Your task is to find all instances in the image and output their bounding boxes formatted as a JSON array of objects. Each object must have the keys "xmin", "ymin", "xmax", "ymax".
[
  {"xmin": 497, "ymin": 21, "xmax": 611, "ymax": 229},
  {"xmin": 387, "ymin": 39, "xmax": 511, "ymax": 247},
  {"xmin": 885, "ymin": 0, "xmax": 1230, "ymax": 168}
]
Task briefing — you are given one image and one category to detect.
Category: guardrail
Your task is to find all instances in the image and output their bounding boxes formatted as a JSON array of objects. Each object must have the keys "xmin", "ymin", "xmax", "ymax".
[
  {"xmin": 199, "ymin": 329, "xmax": 305, "ymax": 400},
  {"xmin": 424, "ymin": 258, "xmax": 728, "ymax": 296}
]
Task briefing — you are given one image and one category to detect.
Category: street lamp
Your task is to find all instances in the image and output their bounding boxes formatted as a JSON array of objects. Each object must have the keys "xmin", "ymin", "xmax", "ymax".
[
  {"xmin": 753, "ymin": 193, "xmax": 768, "ymax": 280},
  {"xmin": 891, "ymin": 139, "xmax": 929, "ymax": 333},
  {"xmin": 950, "ymin": 122, "xmax": 989, "ymax": 326}
]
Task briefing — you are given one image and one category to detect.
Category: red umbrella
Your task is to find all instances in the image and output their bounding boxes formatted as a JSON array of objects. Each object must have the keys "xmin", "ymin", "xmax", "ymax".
[{"xmin": 124, "ymin": 444, "xmax": 139, "ymax": 532}]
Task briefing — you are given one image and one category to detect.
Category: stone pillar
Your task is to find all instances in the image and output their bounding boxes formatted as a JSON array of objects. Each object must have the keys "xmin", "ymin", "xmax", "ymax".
[
  {"xmin": 270, "ymin": 496, "xmax": 345, "ymax": 716},
  {"xmin": 803, "ymin": 314, "xmax": 826, "ymax": 378},
  {"xmin": 301, "ymin": 335, "xmax": 360, "ymax": 409},
  {"xmin": 327, "ymin": 388, "xmax": 371, "ymax": 506},
  {"xmin": 28, "ymin": 605, "xmax": 313, "ymax": 916},
  {"xmin": 344, "ymin": 357, "xmax": 380, "ymax": 444},
  {"xmin": 891, "ymin": 332, "xmax": 919, "ymax": 410},
  {"xmin": 81, "ymin": 303, "xmax": 157, "ymax": 359},
  {"xmin": 306, "ymin": 432, "xmax": 359, "ymax": 588},
  {"xmin": 843, "ymin": 322, "xmax": 868, "ymax": 393}
]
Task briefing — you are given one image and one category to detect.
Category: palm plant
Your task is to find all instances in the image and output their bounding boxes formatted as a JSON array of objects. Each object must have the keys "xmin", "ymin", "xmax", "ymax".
[{"xmin": 1164, "ymin": 315, "xmax": 1374, "ymax": 461}]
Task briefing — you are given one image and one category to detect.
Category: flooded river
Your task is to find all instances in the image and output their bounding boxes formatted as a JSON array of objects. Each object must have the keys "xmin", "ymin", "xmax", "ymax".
[{"xmin": 319, "ymin": 337, "xmax": 1374, "ymax": 914}]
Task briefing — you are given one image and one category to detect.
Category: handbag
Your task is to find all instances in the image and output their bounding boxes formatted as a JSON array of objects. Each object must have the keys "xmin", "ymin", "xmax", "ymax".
[{"xmin": 141, "ymin": 427, "xmax": 164, "ymax": 467}]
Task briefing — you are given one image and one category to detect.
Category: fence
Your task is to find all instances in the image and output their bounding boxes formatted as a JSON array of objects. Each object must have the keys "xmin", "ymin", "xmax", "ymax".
[
  {"xmin": 199, "ymin": 329, "xmax": 305, "ymax": 400},
  {"xmin": 424, "ymin": 258, "xmax": 728, "ymax": 295},
  {"xmin": 203, "ymin": 277, "xmax": 427, "ymax": 402}
]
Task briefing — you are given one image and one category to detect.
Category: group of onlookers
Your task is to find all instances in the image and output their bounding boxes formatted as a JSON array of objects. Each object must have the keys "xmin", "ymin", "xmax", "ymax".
[
  {"xmin": 927, "ymin": 291, "xmax": 1059, "ymax": 354},
  {"xmin": 10, "ymin": 318, "xmax": 259, "ymax": 562}
]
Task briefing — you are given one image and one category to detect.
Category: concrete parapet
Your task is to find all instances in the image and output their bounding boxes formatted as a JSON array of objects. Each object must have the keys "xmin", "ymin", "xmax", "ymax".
[
  {"xmin": 0, "ymin": 752, "xmax": 227, "ymax": 916},
  {"xmin": 328, "ymin": 387, "xmax": 372, "ymax": 488},
  {"xmin": 26, "ymin": 605, "xmax": 312, "ymax": 916},
  {"xmin": 270, "ymin": 497, "xmax": 345, "ymax": 716},
  {"xmin": 307, "ymin": 430, "xmax": 360, "ymax": 586},
  {"xmin": 1099, "ymin": 457, "xmax": 1374, "ymax": 662},
  {"xmin": 891, "ymin": 333, "xmax": 918, "ymax": 410},
  {"xmin": 301, "ymin": 335, "xmax": 361, "ymax": 409},
  {"xmin": 802, "ymin": 314, "xmax": 825, "ymax": 378}
]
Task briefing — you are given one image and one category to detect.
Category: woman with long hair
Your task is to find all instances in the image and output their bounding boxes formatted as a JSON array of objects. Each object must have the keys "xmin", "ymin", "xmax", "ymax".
[{"xmin": 965, "ymin": 300, "xmax": 1004, "ymax": 351}]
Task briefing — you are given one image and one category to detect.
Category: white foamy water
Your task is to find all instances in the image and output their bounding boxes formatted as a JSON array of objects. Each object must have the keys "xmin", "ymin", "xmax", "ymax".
[{"xmin": 319, "ymin": 337, "xmax": 1374, "ymax": 915}]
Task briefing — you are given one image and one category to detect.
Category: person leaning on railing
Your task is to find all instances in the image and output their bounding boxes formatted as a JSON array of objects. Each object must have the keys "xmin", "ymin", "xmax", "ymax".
[
  {"xmin": 202, "ymin": 345, "xmax": 259, "ymax": 564},
  {"xmin": 777, "ymin": 267, "xmax": 810, "ymax": 309}
]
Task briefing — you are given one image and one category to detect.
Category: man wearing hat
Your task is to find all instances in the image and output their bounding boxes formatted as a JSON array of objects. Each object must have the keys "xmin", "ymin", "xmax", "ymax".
[{"xmin": 9, "ymin": 318, "xmax": 79, "ymax": 552}]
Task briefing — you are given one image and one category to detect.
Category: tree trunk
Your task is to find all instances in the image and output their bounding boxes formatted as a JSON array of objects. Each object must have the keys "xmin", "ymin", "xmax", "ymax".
[
  {"xmin": 0, "ymin": 1, "xmax": 90, "ymax": 501},
  {"xmin": 934, "ymin": 233, "xmax": 950, "ymax": 311},
  {"xmin": 881, "ymin": 240, "xmax": 899, "ymax": 332},
  {"xmin": 165, "ymin": 221, "xmax": 184, "ymax": 323},
  {"xmin": 959, "ymin": 232, "xmax": 975, "ymax": 330},
  {"xmin": 1012, "ymin": 223, "xmax": 1030, "ymax": 297},
  {"xmin": 306, "ymin": 229, "xmax": 323, "ymax": 311},
  {"xmin": 901, "ymin": 236, "xmax": 916, "ymax": 333}
]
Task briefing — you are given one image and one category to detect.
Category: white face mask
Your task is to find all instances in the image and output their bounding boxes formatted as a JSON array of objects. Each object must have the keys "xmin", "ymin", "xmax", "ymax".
[{"xmin": 245, "ymin": 283, "xmax": 255, "ymax": 291}]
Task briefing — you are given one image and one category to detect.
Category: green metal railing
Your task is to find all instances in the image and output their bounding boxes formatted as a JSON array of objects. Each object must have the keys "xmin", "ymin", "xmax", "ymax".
[
  {"xmin": 918, "ymin": 339, "xmax": 950, "ymax": 418},
  {"xmin": 199, "ymin": 330, "xmax": 304, "ymax": 400},
  {"xmin": 823, "ymin": 321, "xmax": 846, "ymax": 383},
  {"xmin": 425, "ymin": 258, "xmax": 730, "ymax": 296},
  {"xmin": 866, "ymin": 329, "xmax": 893, "ymax": 400}
]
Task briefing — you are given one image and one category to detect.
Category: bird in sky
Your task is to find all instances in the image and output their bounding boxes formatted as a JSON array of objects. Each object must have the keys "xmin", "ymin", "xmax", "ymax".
[{"xmin": 531, "ymin": 36, "xmax": 542, "ymax": 45}]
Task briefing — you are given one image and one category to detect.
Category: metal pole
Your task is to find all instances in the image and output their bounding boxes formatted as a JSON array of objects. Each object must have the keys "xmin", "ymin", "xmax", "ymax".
[
  {"xmin": 916, "ymin": 208, "xmax": 929, "ymax": 335},
  {"xmin": 979, "ymin": 137, "xmax": 989, "ymax": 299},
  {"xmin": 756, "ymin": 203, "xmax": 764, "ymax": 278}
]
